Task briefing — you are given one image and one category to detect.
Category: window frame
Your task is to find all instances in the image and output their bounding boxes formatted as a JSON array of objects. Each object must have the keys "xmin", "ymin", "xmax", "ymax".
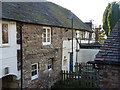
[
  {"xmin": 1, "ymin": 22, "xmax": 10, "ymax": 46},
  {"xmin": 42, "ymin": 27, "xmax": 51, "ymax": 45},
  {"xmin": 31, "ymin": 63, "xmax": 38, "ymax": 80}
]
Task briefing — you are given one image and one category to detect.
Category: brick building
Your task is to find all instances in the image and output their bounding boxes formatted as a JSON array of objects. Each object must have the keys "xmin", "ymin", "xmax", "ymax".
[{"xmin": 1, "ymin": 2, "xmax": 92, "ymax": 88}]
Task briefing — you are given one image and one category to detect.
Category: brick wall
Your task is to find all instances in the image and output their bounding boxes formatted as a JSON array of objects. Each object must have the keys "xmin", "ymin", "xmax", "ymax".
[
  {"xmin": 17, "ymin": 23, "xmax": 73, "ymax": 88},
  {"xmin": 99, "ymin": 65, "xmax": 120, "ymax": 88}
]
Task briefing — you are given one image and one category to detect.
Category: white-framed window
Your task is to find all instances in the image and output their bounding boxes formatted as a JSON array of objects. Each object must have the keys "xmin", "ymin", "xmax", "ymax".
[
  {"xmin": 0, "ymin": 21, "xmax": 16, "ymax": 47},
  {"xmin": 2, "ymin": 23, "xmax": 9, "ymax": 45},
  {"xmin": 42, "ymin": 27, "xmax": 51, "ymax": 45},
  {"xmin": 31, "ymin": 63, "xmax": 38, "ymax": 80}
]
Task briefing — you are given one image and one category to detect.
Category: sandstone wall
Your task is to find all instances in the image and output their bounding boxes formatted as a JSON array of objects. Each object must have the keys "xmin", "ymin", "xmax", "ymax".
[{"xmin": 17, "ymin": 23, "xmax": 73, "ymax": 88}]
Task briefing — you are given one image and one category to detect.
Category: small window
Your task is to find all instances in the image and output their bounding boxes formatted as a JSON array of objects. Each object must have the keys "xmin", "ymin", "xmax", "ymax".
[
  {"xmin": 4, "ymin": 67, "xmax": 9, "ymax": 75},
  {"xmin": 76, "ymin": 31, "xmax": 80, "ymax": 38},
  {"xmin": 63, "ymin": 56, "xmax": 67, "ymax": 66},
  {"xmin": 31, "ymin": 63, "xmax": 38, "ymax": 80},
  {"xmin": 42, "ymin": 27, "xmax": 51, "ymax": 45},
  {"xmin": 17, "ymin": 50, "xmax": 21, "ymax": 71},
  {"xmin": 48, "ymin": 60, "xmax": 53, "ymax": 70},
  {"xmin": 2, "ymin": 24, "xmax": 9, "ymax": 44}
]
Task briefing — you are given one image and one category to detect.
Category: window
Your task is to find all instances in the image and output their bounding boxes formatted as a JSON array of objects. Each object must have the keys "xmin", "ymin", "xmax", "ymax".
[
  {"xmin": 42, "ymin": 27, "xmax": 51, "ymax": 45},
  {"xmin": 2, "ymin": 23, "xmax": 9, "ymax": 44},
  {"xmin": 31, "ymin": 63, "xmax": 38, "ymax": 80},
  {"xmin": 4, "ymin": 67, "xmax": 9, "ymax": 75},
  {"xmin": 63, "ymin": 56, "xmax": 67, "ymax": 66},
  {"xmin": 17, "ymin": 50, "xmax": 21, "ymax": 71},
  {"xmin": 81, "ymin": 31, "xmax": 85, "ymax": 39},
  {"xmin": 76, "ymin": 31, "xmax": 80, "ymax": 38},
  {"xmin": 85, "ymin": 32, "xmax": 89, "ymax": 39},
  {"xmin": 48, "ymin": 60, "xmax": 53, "ymax": 70}
]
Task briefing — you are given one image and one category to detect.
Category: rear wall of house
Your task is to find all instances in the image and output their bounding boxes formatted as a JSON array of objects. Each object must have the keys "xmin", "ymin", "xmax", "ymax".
[{"xmin": 16, "ymin": 23, "xmax": 73, "ymax": 88}]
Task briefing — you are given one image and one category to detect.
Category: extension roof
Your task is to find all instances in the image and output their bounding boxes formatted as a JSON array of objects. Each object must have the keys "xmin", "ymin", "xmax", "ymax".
[
  {"xmin": 2, "ymin": 2, "xmax": 92, "ymax": 32},
  {"xmin": 94, "ymin": 20, "xmax": 120, "ymax": 64}
]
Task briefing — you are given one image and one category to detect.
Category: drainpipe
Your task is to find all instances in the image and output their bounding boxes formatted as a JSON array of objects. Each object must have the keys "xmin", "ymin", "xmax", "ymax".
[
  {"xmin": 70, "ymin": 18, "xmax": 73, "ymax": 72},
  {"xmin": 67, "ymin": 12, "xmax": 74, "ymax": 72},
  {"xmin": 20, "ymin": 23, "xmax": 23, "ymax": 90}
]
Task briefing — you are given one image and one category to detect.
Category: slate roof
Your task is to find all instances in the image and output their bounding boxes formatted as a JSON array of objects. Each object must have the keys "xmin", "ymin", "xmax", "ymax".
[
  {"xmin": 2, "ymin": 2, "xmax": 92, "ymax": 32},
  {"xmin": 94, "ymin": 20, "xmax": 120, "ymax": 63}
]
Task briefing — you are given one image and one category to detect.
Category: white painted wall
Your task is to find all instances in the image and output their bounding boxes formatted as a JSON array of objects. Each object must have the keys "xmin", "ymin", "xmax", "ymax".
[
  {"xmin": 62, "ymin": 38, "xmax": 99, "ymax": 71},
  {"xmin": 62, "ymin": 39, "xmax": 78, "ymax": 71},
  {"xmin": 0, "ymin": 21, "xmax": 20, "ymax": 78}
]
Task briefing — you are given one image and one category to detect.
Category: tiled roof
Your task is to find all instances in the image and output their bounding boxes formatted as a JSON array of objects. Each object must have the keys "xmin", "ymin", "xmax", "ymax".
[
  {"xmin": 94, "ymin": 20, "xmax": 120, "ymax": 63},
  {"xmin": 2, "ymin": 2, "xmax": 92, "ymax": 32}
]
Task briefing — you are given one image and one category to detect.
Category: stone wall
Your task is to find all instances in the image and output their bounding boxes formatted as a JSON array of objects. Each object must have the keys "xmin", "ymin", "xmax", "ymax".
[
  {"xmin": 16, "ymin": 23, "xmax": 73, "ymax": 88},
  {"xmin": 99, "ymin": 65, "xmax": 120, "ymax": 88}
]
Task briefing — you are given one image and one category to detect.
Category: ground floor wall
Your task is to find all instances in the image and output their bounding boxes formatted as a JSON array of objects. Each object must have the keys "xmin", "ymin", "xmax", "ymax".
[
  {"xmin": 0, "ymin": 46, "xmax": 19, "ymax": 79},
  {"xmin": 62, "ymin": 43, "xmax": 100, "ymax": 71},
  {"xmin": 20, "ymin": 23, "xmax": 63, "ymax": 88},
  {"xmin": 99, "ymin": 65, "xmax": 120, "ymax": 88},
  {"xmin": 22, "ymin": 51, "xmax": 62, "ymax": 88}
]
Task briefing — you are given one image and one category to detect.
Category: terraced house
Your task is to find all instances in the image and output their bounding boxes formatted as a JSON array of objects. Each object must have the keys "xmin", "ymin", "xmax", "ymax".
[{"xmin": 1, "ymin": 2, "xmax": 92, "ymax": 88}]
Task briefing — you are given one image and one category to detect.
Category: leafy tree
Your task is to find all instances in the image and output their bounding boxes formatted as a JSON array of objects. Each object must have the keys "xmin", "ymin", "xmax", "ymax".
[
  {"xmin": 103, "ymin": 3, "xmax": 111, "ymax": 36},
  {"xmin": 102, "ymin": 2, "xmax": 120, "ymax": 36}
]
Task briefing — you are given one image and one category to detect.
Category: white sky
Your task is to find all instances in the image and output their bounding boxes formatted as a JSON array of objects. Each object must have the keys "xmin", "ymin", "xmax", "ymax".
[{"xmin": 48, "ymin": 0, "xmax": 120, "ymax": 26}]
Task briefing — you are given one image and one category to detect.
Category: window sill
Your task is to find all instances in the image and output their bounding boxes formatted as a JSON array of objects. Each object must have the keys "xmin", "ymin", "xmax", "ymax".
[
  {"xmin": 48, "ymin": 68, "xmax": 52, "ymax": 71},
  {"xmin": 0, "ymin": 44, "xmax": 10, "ymax": 48},
  {"xmin": 31, "ymin": 76, "xmax": 38, "ymax": 80},
  {"xmin": 42, "ymin": 42, "xmax": 52, "ymax": 46}
]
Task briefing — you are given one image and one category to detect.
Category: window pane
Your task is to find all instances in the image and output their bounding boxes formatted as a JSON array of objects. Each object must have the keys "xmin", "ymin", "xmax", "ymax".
[
  {"xmin": 43, "ymin": 38, "xmax": 46, "ymax": 42},
  {"xmin": 43, "ymin": 29, "xmax": 46, "ymax": 32},
  {"xmin": 47, "ymin": 34, "xmax": 50, "ymax": 37},
  {"xmin": 43, "ymin": 34, "xmax": 46, "ymax": 37},
  {"xmin": 32, "ymin": 64, "xmax": 37, "ymax": 70},
  {"xmin": 47, "ymin": 38, "xmax": 50, "ymax": 42},
  {"xmin": 42, "ymin": 29, "xmax": 46, "ymax": 42},
  {"xmin": 48, "ymin": 64, "xmax": 51, "ymax": 69},
  {"xmin": 2, "ymin": 24, "xmax": 8, "ymax": 44},
  {"xmin": 47, "ymin": 29, "xmax": 50, "ymax": 33},
  {"xmin": 32, "ymin": 70, "xmax": 37, "ymax": 76}
]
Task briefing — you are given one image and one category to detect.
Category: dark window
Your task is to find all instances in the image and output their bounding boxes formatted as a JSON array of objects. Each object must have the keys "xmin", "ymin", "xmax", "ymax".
[
  {"xmin": 2, "ymin": 24, "xmax": 8, "ymax": 44},
  {"xmin": 17, "ymin": 50, "xmax": 21, "ymax": 71},
  {"xmin": 31, "ymin": 63, "xmax": 38, "ymax": 78},
  {"xmin": 48, "ymin": 59, "xmax": 53, "ymax": 70}
]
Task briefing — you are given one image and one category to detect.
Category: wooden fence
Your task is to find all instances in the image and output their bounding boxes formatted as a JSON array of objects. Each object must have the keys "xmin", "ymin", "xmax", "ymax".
[{"xmin": 61, "ymin": 62, "xmax": 99, "ymax": 88}]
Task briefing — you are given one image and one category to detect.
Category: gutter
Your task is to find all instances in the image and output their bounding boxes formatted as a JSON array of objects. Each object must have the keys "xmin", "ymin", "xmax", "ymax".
[
  {"xmin": 87, "ymin": 61, "xmax": 120, "ymax": 66},
  {"xmin": 19, "ymin": 23, "xmax": 23, "ymax": 90}
]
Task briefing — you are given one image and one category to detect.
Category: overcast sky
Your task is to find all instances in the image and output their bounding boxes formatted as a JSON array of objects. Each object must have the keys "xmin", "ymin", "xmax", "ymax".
[{"xmin": 48, "ymin": 0, "xmax": 120, "ymax": 26}]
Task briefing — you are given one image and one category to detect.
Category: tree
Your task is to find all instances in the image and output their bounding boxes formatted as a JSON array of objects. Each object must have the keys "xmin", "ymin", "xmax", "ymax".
[
  {"xmin": 102, "ymin": 2, "xmax": 120, "ymax": 36},
  {"xmin": 103, "ymin": 3, "xmax": 111, "ymax": 36}
]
